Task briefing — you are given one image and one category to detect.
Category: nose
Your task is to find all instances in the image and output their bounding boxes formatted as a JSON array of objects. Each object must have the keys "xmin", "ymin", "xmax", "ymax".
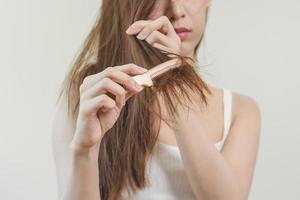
[{"xmin": 168, "ymin": 0, "xmax": 186, "ymax": 22}]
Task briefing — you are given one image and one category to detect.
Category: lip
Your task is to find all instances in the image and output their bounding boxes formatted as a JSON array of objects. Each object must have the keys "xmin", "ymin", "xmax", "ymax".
[
  {"xmin": 174, "ymin": 27, "xmax": 191, "ymax": 40},
  {"xmin": 174, "ymin": 27, "xmax": 191, "ymax": 33}
]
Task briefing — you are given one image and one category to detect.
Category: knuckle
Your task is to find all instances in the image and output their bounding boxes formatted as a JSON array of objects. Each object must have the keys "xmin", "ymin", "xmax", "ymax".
[
  {"xmin": 128, "ymin": 66, "xmax": 137, "ymax": 75},
  {"xmin": 152, "ymin": 31, "xmax": 159, "ymax": 38},
  {"xmin": 101, "ymin": 77, "xmax": 111, "ymax": 87},
  {"xmin": 105, "ymin": 95, "xmax": 115, "ymax": 105},
  {"xmin": 145, "ymin": 21, "xmax": 151, "ymax": 27},
  {"xmin": 97, "ymin": 95, "xmax": 106, "ymax": 104},
  {"xmin": 116, "ymin": 83, "xmax": 126, "ymax": 95},
  {"xmin": 128, "ymin": 63, "xmax": 135, "ymax": 67},
  {"xmin": 146, "ymin": 37, "xmax": 154, "ymax": 44},
  {"xmin": 113, "ymin": 65, "xmax": 122, "ymax": 71},
  {"xmin": 142, "ymin": 27, "xmax": 149, "ymax": 34},
  {"xmin": 112, "ymin": 65, "xmax": 120, "ymax": 71},
  {"xmin": 104, "ymin": 66, "xmax": 113, "ymax": 74},
  {"xmin": 82, "ymin": 76, "xmax": 90, "ymax": 84},
  {"xmin": 105, "ymin": 66, "xmax": 114, "ymax": 74},
  {"xmin": 88, "ymin": 73, "xmax": 96, "ymax": 79},
  {"xmin": 79, "ymin": 83, "xmax": 84, "ymax": 92},
  {"xmin": 128, "ymin": 63, "xmax": 139, "ymax": 71},
  {"xmin": 130, "ymin": 63, "xmax": 139, "ymax": 68},
  {"xmin": 160, "ymin": 15, "xmax": 168, "ymax": 21},
  {"xmin": 120, "ymin": 87, "xmax": 126, "ymax": 95},
  {"xmin": 153, "ymin": 30, "xmax": 159, "ymax": 34},
  {"xmin": 118, "ymin": 92, "xmax": 125, "ymax": 100}
]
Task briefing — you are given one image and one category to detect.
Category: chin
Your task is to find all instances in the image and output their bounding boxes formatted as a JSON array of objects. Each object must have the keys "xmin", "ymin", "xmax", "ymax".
[{"xmin": 179, "ymin": 44, "xmax": 194, "ymax": 58}]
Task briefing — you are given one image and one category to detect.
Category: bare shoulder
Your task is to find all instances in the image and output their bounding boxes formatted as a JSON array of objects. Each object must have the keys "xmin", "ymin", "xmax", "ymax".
[
  {"xmin": 204, "ymin": 85, "xmax": 261, "ymax": 122},
  {"xmin": 231, "ymin": 91, "xmax": 262, "ymax": 131}
]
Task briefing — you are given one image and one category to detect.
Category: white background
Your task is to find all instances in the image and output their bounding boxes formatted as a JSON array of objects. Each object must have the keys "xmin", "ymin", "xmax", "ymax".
[{"xmin": 0, "ymin": 0, "xmax": 299, "ymax": 199}]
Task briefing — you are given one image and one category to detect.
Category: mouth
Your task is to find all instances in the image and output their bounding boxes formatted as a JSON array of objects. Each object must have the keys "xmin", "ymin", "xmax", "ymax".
[{"xmin": 174, "ymin": 27, "xmax": 191, "ymax": 40}]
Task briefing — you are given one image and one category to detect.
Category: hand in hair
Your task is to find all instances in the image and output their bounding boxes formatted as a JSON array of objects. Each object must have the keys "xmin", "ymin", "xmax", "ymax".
[
  {"xmin": 126, "ymin": 15, "xmax": 181, "ymax": 55},
  {"xmin": 69, "ymin": 64, "xmax": 148, "ymax": 154}
]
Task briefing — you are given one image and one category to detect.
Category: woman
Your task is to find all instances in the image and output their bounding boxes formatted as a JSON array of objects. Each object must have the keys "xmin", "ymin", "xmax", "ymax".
[{"xmin": 52, "ymin": 0, "xmax": 261, "ymax": 199}]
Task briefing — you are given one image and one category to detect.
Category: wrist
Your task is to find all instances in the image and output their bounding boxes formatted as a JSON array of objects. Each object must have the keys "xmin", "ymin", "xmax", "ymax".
[{"xmin": 69, "ymin": 139, "xmax": 100, "ymax": 163}]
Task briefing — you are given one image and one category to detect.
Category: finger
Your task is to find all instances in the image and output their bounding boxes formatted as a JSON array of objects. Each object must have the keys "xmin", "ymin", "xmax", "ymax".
[
  {"xmin": 145, "ymin": 30, "xmax": 180, "ymax": 54},
  {"xmin": 136, "ymin": 16, "xmax": 176, "ymax": 40},
  {"xmin": 81, "ymin": 94, "xmax": 116, "ymax": 117},
  {"xmin": 114, "ymin": 63, "xmax": 147, "ymax": 76},
  {"xmin": 145, "ymin": 30, "xmax": 173, "ymax": 47},
  {"xmin": 156, "ymin": 16, "xmax": 177, "ymax": 36},
  {"xmin": 82, "ymin": 77, "xmax": 126, "ymax": 107},
  {"xmin": 80, "ymin": 64, "xmax": 147, "ymax": 92},
  {"xmin": 126, "ymin": 20, "xmax": 149, "ymax": 35}
]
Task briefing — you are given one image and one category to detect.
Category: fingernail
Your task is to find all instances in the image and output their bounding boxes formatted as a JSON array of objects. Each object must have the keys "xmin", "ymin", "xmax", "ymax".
[
  {"xmin": 126, "ymin": 26, "xmax": 134, "ymax": 34},
  {"xmin": 137, "ymin": 33, "xmax": 144, "ymax": 40}
]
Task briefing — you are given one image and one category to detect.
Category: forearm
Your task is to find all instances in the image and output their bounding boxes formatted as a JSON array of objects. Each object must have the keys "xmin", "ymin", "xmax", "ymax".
[
  {"xmin": 61, "ymin": 147, "xmax": 101, "ymax": 200},
  {"xmin": 174, "ymin": 121, "xmax": 246, "ymax": 200}
]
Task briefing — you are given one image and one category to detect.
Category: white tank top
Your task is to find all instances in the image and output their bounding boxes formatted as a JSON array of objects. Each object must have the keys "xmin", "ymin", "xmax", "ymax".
[{"xmin": 121, "ymin": 88, "xmax": 233, "ymax": 199}]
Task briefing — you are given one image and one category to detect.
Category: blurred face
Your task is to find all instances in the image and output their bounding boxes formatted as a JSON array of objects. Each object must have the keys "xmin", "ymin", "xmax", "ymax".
[{"xmin": 147, "ymin": 0, "xmax": 211, "ymax": 58}]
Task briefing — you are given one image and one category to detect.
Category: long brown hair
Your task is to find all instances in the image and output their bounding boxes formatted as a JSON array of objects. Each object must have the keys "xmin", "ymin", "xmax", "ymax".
[{"xmin": 56, "ymin": 0, "xmax": 211, "ymax": 199}]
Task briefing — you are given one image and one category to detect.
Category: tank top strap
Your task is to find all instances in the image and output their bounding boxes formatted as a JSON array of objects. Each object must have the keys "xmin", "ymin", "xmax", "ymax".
[{"xmin": 222, "ymin": 88, "xmax": 232, "ymax": 142}]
